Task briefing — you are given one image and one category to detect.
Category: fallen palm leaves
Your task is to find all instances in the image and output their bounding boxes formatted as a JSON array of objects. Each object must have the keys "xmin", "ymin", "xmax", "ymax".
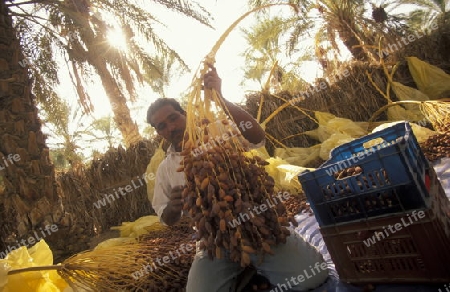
[
  {"xmin": 5, "ymin": 220, "xmax": 195, "ymax": 292},
  {"xmin": 419, "ymin": 100, "xmax": 450, "ymax": 133}
]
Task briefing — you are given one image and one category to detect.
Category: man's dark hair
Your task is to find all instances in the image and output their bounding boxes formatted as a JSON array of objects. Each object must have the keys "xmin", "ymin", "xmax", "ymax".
[{"xmin": 146, "ymin": 98, "xmax": 186, "ymax": 127}]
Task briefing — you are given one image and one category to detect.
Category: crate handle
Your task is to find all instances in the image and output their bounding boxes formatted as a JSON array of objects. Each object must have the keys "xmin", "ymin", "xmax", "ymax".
[
  {"xmin": 328, "ymin": 122, "xmax": 411, "ymax": 159},
  {"xmin": 362, "ymin": 137, "xmax": 386, "ymax": 149},
  {"xmin": 335, "ymin": 165, "xmax": 364, "ymax": 180}
]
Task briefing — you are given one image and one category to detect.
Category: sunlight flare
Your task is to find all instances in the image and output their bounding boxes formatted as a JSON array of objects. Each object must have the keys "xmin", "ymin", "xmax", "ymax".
[{"xmin": 107, "ymin": 28, "xmax": 128, "ymax": 52}]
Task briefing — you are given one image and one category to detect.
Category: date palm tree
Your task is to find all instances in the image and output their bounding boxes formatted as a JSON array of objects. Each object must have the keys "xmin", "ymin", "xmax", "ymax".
[
  {"xmin": 246, "ymin": 0, "xmax": 414, "ymax": 69},
  {"xmin": 42, "ymin": 98, "xmax": 121, "ymax": 169},
  {"xmin": 8, "ymin": 0, "xmax": 213, "ymax": 147},
  {"xmin": 248, "ymin": 0, "xmax": 371, "ymax": 61},
  {"xmin": 0, "ymin": 0, "xmax": 213, "ymax": 257},
  {"xmin": 240, "ymin": 14, "xmax": 312, "ymax": 92},
  {"xmin": 0, "ymin": 0, "xmax": 64, "ymax": 255},
  {"xmin": 406, "ymin": 0, "xmax": 449, "ymax": 28}
]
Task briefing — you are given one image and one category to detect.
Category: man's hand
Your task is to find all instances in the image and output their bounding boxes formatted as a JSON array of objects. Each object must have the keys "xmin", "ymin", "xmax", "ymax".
[
  {"xmin": 202, "ymin": 63, "xmax": 266, "ymax": 145},
  {"xmin": 203, "ymin": 63, "xmax": 223, "ymax": 98},
  {"xmin": 161, "ymin": 185, "xmax": 184, "ymax": 226}
]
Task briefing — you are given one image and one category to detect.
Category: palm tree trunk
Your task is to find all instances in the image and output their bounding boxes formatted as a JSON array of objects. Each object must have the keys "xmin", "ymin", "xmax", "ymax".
[
  {"xmin": 63, "ymin": 0, "xmax": 143, "ymax": 147},
  {"xmin": 337, "ymin": 17, "xmax": 368, "ymax": 61},
  {"xmin": 0, "ymin": 0, "xmax": 64, "ymax": 255},
  {"xmin": 89, "ymin": 55, "xmax": 142, "ymax": 147}
]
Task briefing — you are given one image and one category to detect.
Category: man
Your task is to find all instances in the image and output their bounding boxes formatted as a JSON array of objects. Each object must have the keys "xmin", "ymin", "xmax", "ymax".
[{"xmin": 146, "ymin": 65, "xmax": 328, "ymax": 291}]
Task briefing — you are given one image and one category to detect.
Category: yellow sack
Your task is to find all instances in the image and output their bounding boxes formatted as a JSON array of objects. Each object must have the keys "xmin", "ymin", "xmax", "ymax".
[
  {"xmin": 0, "ymin": 240, "xmax": 70, "ymax": 292},
  {"xmin": 0, "ymin": 262, "xmax": 8, "ymax": 288},
  {"xmin": 327, "ymin": 117, "xmax": 368, "ymax": 137},
  {"xmin": 407, "ymin": 56, "xmax": 450, "ymax": 99},
  {"xmin": 392, "ymin": 81, "xmax": 429, "ymax": 103},
  {"xmin": 245, "ymin": 147, "xmax": 304, "ymax": 192},
  {"xmin": 371, "ymin": 121, "xmax": 436, "ymax": 143},
  {"xmin": 244, "ymin": 146, "xmax": 271, "ymax": 160},
  {"xmin": 244, "ymin": 146, "xmax": 301, "ymax": 191},
  {"xmin": 264, "ymin": 157, "xmax": 304, "ymax": 193},
  {"xmin": 276, "ymin": 164, "xmax": 313, "ymax": 192},
  {"xmin": 316, "ymin": 111, "xmax": 336, "ymax": 142},
  {"xmin": 410, "ymin": 123, "xmax": 437, "ymax": 143},
  {"xmin": 110, "ymin": 215, "xmax": 160, "ymax": 238},
  {"xmin": 388, "ymin": 81, "xmax": 429, "ymax": 122},
  {"xmin": 305, "ymin": 112, "xmax": 368, "ymax": 142},
  {"xmin": 303, "ymin": 126, "xmax": 328, "ymax": 142},
  {"xmin": 303, "ymin": 111, "xmax": 336, "ymax": 142},
  {"xmin": 94, "ymin": 238, "xmax": 137, "ymax": 250},
  {"xmin": 320, "ymin": 133, "xmax": 355, "ymax": 160},
  {"xmin": 315, "ymin": 111, "xmax": 336, "ymax": 124},
  {"xmin": 145, "ymin": 141, "xmax": 166, "ymax": 203},
  {"xmin": 274, "ymin": 145, "xmax": 321, "ymax": 167},
  {"xmin": 387, "ymin": 106, "xmax": 422, "ymax": 122}
]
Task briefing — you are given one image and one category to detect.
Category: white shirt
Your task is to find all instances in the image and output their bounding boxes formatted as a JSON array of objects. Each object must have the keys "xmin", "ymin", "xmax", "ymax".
[
  {"xmin": 151, "ymin": 122, "xmax": 264, "ymax": 224},
  {"xmin": 152, "ymin": 145, "xmax": 185, "ymax": 220}
]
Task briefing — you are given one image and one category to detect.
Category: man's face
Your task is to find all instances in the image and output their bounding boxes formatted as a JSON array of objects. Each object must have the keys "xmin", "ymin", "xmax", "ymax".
[{"xmin": 150, "ymin": 104, "xmax": 186, "ymax": 146}]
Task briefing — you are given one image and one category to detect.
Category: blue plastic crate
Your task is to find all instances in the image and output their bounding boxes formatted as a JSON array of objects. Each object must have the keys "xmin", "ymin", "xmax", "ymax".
[
  {"xmin": 298, "ymin": 122, "xmax": 431, "ymax": 227},
  {"xmin": 323, "ymin": 122, "xmax": 427, "ymax": 179}
]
